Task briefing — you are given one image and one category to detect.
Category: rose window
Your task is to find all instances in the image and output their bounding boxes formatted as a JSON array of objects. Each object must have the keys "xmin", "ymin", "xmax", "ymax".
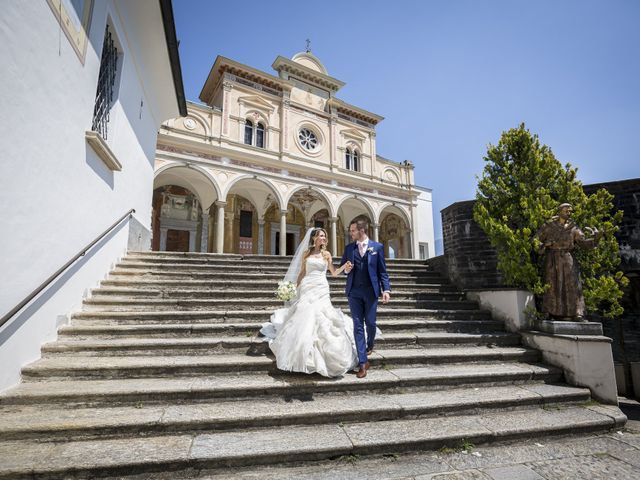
[{"xmin": 298, "ymin": 128, "xmax": 318, "ymax": 151}]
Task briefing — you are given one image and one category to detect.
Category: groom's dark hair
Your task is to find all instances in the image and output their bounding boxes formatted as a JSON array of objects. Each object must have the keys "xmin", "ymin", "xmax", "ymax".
[{"xmin": 350, "ymin": 218, "xmax": 368, "ymax": 232}]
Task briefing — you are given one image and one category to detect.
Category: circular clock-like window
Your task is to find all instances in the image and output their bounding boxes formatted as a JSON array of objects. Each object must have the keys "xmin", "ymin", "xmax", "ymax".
[{"xmin": 298, "ymin": 128, "xmax": 318, "ymax": 151}]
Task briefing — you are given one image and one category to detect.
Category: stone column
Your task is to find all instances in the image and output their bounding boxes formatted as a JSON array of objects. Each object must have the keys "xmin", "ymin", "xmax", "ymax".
[
  {"xmin": 258, "ymin": 219, "xmax": 265, "ymax": 255},
  {"xmin": 369, "ymin": 130, "xmax": 377, "ymax": 178},
  {"xmin": 200, "ymin": 211, "xmax": 209, "ymax": 253},
  {"xmin": 221, "ymin": 81, "xmax": 232, "ymax": 137},
  {"xmin": 189, "ymin": 229, "xmax": 197, "ymax": 252},
  {"xmin": 329, "ymin": 217, "xmax": 338, "ymax": 256},
  {"xmin": 279, "ymin": 209, "xmax": 287, "ymax": 256},
  {"xmin": 159, "ymin": 227, "xmax": 168, "ymax": 251},
  {"xmin": 215, "ymin": 201, "xmax": 226, "ymax": 254},
  {"xmin": 372, "ymin": 223, "xmax": 380, "ymax": 242},
  {"xmin": 329, "ymin": 115, "xmax": 338, "ymax": 169},
  {"xmin": 406, "ymin": 230, "xmax": 413, "ymax": 259},
  {"xmin": 281, "ymin": 94, "xmax": 290, "ymax": 152},
  {"xmin": 409, "ymin": 202, "xmax": 420, "ymax": 260},
  {"xmin": 225, "ymin": 212, "xmax": 235, "ymax": 254}
]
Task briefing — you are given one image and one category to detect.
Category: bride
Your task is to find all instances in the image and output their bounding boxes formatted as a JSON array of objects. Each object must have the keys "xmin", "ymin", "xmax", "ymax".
[{"xmin": 260, "ymin": 227, "xmax": 358, "ymax": 377}]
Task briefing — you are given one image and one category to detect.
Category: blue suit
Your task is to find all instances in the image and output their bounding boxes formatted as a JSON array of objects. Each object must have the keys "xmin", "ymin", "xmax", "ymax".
[{"xmin": 341, "ymin": 240, "xmax": 391, "ymax": 366}]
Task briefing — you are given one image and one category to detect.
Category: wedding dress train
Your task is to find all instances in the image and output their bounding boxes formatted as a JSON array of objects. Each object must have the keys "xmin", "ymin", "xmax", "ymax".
[{"xmin": 260, "ymin": 255, "xmax": 358, "ymax": 377}]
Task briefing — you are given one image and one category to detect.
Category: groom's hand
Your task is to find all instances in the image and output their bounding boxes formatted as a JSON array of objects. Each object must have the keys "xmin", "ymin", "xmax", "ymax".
[
  {"xmin": 344, "ymin": 261, "xmax": 353, "ymax": 273},
  {"xmin": 382, "ymin": 292, "xmax": 390, "ymax": 304}
]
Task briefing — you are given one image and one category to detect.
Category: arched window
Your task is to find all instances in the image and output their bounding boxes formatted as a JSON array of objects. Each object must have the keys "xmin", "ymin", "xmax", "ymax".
[
  {"xmin": 345, "ymin": 148, "xmax": 360, "ymax": 171},
  {"xmin": 244, "ymin": 118, "xmax": 267, "ymax": 148},
  {"xmin": 244, "ymin": 120, "xmax": 253, "ymax": 145},
  {"xmin": 256, "ymin": 122, "xmax": 265, "ymax": 148}
]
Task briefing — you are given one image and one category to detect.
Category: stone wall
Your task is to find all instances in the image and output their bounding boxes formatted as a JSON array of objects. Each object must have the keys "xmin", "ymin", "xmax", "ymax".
[
  {"xmin": 584, "ymin": 178, "xmax": 640, "ymax": 368},
  {"xmin": 440, "ymin": 200, "xmax": 503, "ymax": 289},
  {"xmin": 601, "ymin": 315, "xmax": 640, "ymax": 363},
  {"xmin": 584, "ymin": 178, "xmax": 640, "ymax": 312}
]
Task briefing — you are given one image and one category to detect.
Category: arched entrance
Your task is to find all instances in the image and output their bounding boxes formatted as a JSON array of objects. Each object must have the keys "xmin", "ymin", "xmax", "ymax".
[
  {"xmin": 379, "ymin": 206, "xmax": 411, "ymax": 259},
  {"xmin": 152, "ymin": 164, "xmax": 220, "ymax": 253},
  {"xmin": 338, "ymin": 196, "xmax": 376, "ymax": 252},
  {"xmin": 225, "ymin": 177, "xmax": 283, "ymax": 254},
  {"xmin": 152, "ymin": 185, "xmax": 203, "ymax": 252},
  {"xmin": 285, "ymin": 187, "xmax": 334, "ymax": 255}
]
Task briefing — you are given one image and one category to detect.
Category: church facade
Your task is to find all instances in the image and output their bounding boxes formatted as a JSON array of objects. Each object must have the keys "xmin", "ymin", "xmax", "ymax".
[{"xmin": 155, "ymin": 51, "xmax": 435, "ymax": 259}]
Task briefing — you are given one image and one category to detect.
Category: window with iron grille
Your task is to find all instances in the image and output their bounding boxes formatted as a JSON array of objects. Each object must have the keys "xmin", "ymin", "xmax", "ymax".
[{"xmin": 91, "ymin": 24, "xmax": 119, "ymax": 140}]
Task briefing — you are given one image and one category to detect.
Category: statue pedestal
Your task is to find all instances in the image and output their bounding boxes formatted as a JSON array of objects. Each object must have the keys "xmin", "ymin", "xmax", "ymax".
[{"xmin": 536, "ymin": 319, "xmax": 603, "ymax": 336}]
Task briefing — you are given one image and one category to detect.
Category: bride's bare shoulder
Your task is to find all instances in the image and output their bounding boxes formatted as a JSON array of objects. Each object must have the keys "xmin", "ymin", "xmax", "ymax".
[{"xmin": 322, "ymin": 250, "xmax": 332, "ymax": 260}]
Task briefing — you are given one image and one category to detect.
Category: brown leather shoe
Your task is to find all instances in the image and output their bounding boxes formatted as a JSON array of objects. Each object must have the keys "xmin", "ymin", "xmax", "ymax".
[
  {"xmin": 366, "ymin": 347, "xmax": 374, "ymax": 355},
  {"xmin": 356, "ymin": 361, "xmax": 370, "ymax": 378}
]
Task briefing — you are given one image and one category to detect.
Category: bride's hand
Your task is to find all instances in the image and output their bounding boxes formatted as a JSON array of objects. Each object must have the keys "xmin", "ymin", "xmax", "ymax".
[{"xmin": 344, "ymin": 261, "xmax": 353, "ymax": 273}]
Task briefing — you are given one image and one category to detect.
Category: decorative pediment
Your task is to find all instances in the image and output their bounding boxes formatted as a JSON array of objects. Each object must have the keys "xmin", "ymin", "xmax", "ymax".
[
  {"xmin": 340, "ymin": 128, "xmax": 367, "ymax": 141},
  {"xmin": 237, "ymin": 95, "xmax": 275, "ymax": 114}
]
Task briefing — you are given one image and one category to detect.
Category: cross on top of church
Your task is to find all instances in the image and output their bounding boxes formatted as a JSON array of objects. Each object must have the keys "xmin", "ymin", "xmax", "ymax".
[{"xmin": 306, "ymin": 39, "xmax": 311, "ymax": 52}]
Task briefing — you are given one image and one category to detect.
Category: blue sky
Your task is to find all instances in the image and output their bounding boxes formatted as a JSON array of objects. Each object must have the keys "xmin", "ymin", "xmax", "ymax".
[{"xmin": 172, "ymin": 0, "xmax": 639, "ymax": 254}]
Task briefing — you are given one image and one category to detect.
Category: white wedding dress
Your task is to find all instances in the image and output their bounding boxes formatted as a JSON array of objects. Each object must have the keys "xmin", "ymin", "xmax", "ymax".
[{"xmin": 260, "ymin": 255, "xmax": 358, "ymax": 377}]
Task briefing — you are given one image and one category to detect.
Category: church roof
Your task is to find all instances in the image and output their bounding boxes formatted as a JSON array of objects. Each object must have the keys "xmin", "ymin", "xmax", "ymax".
[
  {"xmin": 272, "ymin": 55, "xmax": 345, "ymax": 92},
  {"xmin": 199, "ymin": 56, "xmax": 288, "ymax": 104},
  {"xmin": 198, "ymin": 53, "xmax": 382, "ymax": 126},
  {"xmin": 291, "ymin": 51, "xmax": 328, "ymax": 75}
]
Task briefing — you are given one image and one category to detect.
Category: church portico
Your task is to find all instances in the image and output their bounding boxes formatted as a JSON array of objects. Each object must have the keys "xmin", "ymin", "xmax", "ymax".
[{"xmin": 152, "ymin": 155, "xmax": 418, "ymax": 258}]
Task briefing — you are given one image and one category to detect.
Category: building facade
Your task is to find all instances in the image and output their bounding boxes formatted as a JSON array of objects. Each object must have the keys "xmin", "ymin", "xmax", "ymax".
[
  {"xmin": 0, "ymin": 0, "xmax": 186, "ymax": 391},
  {"xmin": 155, "ymin": 51, "xmax": 435, "ymax": 259}
]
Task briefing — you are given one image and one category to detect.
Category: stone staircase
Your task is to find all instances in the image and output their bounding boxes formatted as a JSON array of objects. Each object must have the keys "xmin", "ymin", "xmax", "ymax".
[{"xmin": 0, "ymin": 252, "xmax": 626, "ymax": 479}]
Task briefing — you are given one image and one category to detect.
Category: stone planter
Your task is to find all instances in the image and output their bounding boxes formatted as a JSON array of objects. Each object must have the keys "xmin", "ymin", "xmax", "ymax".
[{"xmin": 466, "ymin": 289, "xmax": 534, "ymax": 333}]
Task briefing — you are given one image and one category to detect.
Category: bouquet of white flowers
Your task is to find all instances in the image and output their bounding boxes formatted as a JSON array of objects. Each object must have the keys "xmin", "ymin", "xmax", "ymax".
[{"xmin": 276, "ymin": 281, "xmax": 297, "ymax": 302}]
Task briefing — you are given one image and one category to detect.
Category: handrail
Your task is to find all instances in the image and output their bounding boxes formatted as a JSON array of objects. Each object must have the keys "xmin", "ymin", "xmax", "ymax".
[{"xmin": 0, "ymin": 209, "xmax": 136, "ymax": 328}]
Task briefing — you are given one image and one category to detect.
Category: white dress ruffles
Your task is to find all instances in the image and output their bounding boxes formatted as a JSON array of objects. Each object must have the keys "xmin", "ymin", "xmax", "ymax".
[{"xmin": 260, "ymin": 256, "xmax": 358, "ymax": 377}]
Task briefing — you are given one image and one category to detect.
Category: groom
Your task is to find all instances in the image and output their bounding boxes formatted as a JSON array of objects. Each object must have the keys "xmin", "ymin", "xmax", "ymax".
[{"xmin": 341, "ymin": 219, "xmax": 391, "ymax": 378}]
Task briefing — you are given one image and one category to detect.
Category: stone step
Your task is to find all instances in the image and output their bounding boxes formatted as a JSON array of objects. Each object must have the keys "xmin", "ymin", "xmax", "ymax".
[
  {"xmin": 71, "ymin": 308, "xmax": 495, "ymax": 323},
  {"xmin": 21, "ymin": 347, "xmax": 540, "ymax": 380},
  {"xmin": 122, "ymin": 259, "xmax": 430, "ymax": 272},
  {"xmin": 126, "ymin": 251, "xmax": 430, "ymax": 266},
  {"xmin": 81, "ymin": 297, "xmax": 481, "ymax": 312},
  {"xmin": 100, "ymin": 278, "xmax": 457, "ymax": 292},
  {"xmin": 116, "ymin": 260, "xmax": 434, "ymax": 274},
  {"xmin": 0, "ymin": 384, "xmax": 591, "ymax": 442},
  {"xmin": 89, "ymin": 287, "xmax": 468, "ymax": 302},
  {"xmin": 44, "ymin": 332, "xmax": 522, "ymax": 356},
  {"xmin": 66, "ymin": 318, "xmax": 505, "ymax": 333},
  {"xmin": 1, "ymin": 362, "xmax": 561, "ymax": 406},
  {"xmin": 0, "ymin": 404, "xmax": 624, "ymax": 479},
  {"xmin": 108, "ymin": 270, "xmax": 447, "ymax": 284},
  {"xmin": 59, "ymin": 319, "xmax": 507, "ymax": 338}
]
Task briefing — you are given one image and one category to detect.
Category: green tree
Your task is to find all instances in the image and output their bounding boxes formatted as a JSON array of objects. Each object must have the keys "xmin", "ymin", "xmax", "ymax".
[{"xmin": 473, "ymin": 123, "xmax": 627, "ymax": 318}]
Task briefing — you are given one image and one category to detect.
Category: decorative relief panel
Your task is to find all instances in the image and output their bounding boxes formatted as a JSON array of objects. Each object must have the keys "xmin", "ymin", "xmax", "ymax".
[{"xmin": 383, "ymin": 168, "xmax": 401, "ymax": 184}]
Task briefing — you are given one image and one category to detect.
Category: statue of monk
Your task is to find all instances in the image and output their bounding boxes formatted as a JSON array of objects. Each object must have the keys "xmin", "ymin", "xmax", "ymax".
[{"xmin": 536, "ymin": 203, "xmax": 601, "ymax": 321}]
